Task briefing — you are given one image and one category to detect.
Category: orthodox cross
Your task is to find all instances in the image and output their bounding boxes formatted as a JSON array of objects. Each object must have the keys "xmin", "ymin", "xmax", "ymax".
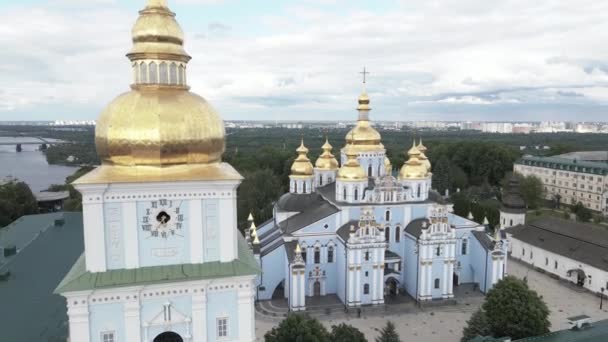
[{"xmin": 360, "ymin": 67, "xmax": 370, "ymax": 84}]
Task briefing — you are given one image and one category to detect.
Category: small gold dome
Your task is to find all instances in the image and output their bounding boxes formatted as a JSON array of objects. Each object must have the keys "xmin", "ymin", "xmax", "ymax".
[
  {"xmin": 315, "ymin": 138, "xmax": 339, "ymax": 170},
  {"xmin": 384, "ymin": 156, "xmax": 392, "ymax": 172},
  {"xmin": 337, "ymin": 145, "xmax": 367, "ymax": 181},
  {"xmin": 291, "ymin": 139, "xmax": 314, "ymax": 177},
  {"xmin": 399, "ymin": 141, "xmax": 428, "ymax": 179},
  {"xmin": 96, "ymin": 89, "xmax": 225, "ymax": 166},
  {"xmin": 417, "ymin": 139, "xmax": 431, "ymax": 171}
]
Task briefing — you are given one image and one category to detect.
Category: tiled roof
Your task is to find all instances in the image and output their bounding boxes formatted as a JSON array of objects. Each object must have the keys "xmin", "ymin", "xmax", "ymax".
[{"xmin": 516, "ymin": 155, "xmax": 608, "ymax": 175}]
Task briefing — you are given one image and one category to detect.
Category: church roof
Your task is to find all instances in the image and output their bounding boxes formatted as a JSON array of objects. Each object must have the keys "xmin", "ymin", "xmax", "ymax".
[
  {"xmin": 404, "ymin": 218, "xmax": 431, "ymax": 238},
  {"xmin": 276, "ymin": 192, "xmax": 326, "ymax": 212},
  {"xmin": 505, "ymin": 217, "xmax": 608, "ymax": 271},
  {"xmin": 385, "ymin": 250, "xmax": 401, "ymax": 260},
  {"xmin": 284, "ymin": 240, "xmax": 299, "ymax": 264},
  {"xmin": 337, "ymin": 220, "xmax": 359, "ymax": 241},
  {"xmin": 55, "ymin": 234, "xmax": 260, "ymax": 293},
  {"xmin": 278, "ymin": 198, "xmax": 339, "ymax": 235},
  {"xmin": 472, "ymin": 230, "xmax": 495, "ymax": 251}
]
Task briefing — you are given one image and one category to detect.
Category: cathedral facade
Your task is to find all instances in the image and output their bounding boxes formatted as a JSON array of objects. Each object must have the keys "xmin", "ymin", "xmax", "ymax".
[
  {"xmin": 55, "ymin": 1, "xmax": 259, "ymax": 341},
  {"xmin": 253, "ymin": 90, "xmax": 508, "ymax": 311}
]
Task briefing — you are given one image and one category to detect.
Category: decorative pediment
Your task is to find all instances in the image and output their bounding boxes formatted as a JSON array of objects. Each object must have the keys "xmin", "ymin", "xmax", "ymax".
[{"xmin": 146, "ymin": 301, "xmax": 191, "ymax": 327}]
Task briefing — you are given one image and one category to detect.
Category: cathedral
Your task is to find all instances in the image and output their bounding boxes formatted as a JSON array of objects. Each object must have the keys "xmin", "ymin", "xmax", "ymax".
[
  {"xmin": 55, "ymin": 1, "xmax": 259, "ymax": 341},
  {"xmin": 252, "ymin": 90, "xmax": 509, "ymax": 311}
]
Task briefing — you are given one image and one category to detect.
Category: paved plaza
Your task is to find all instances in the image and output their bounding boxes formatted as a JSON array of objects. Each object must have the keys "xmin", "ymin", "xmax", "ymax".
[{"xmin": 254, "ymin": 259, "xmax": 608, "ymax": 341}]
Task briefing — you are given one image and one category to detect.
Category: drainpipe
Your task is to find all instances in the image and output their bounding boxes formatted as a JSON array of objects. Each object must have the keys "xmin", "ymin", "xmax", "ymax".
[
  {"xmin": 415, "ymin": 238, "xmax": 420, "ymax": 306},
  {"xmin": 483, "ymin": 247, "xmax": 489, "ymax": 293}
]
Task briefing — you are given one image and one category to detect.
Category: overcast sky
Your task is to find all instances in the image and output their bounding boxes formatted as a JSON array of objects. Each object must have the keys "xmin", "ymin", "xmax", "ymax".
[{"xmin": 1, "ymin": 0, "xmax": 608, "ymax": 122}]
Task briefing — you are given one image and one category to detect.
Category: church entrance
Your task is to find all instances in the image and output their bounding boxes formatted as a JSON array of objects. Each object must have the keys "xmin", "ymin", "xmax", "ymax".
[
  {"xmin": 154, "ymin": 332, "xmax": 183, "ymax": 342},
  {"xmin": 272, "ymin": 280, "xmax": 285, "ymax": 299},
  {"xmin": 386, "ymin": 278, "xmax": 398, "ymax": 296},
  {"xmin": 313, "ymin": 281, "xmax": 321, "ymax": 296},
  {"xmin": 453, "ymin": 272, "xmax": 459, "ymax": 286}
]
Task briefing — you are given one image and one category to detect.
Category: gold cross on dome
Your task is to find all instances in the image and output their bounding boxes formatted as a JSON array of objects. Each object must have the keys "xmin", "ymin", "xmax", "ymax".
[{"xmin": 360, "ymin": 67, "xmax": 370, "ymax": 84}]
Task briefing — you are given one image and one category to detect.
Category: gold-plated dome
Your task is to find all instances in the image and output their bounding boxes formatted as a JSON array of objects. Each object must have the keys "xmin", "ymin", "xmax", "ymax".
[
  {"xmin": 344, "ymin": 90, "xmax": 384, "ymax": 152},
  {"xmin": 128, "ymin": 0, "xmax": 190, "ymax": 63},
  {"xmin": 384, "ymin": 156, "xmax": 392, "ymax": 173},
  {"xmin": 417, "ymin": 139, "xmax": 432, "ymax": 171},
  {"xmin": 399, "ymin": 141, "xmax": 428, "ymax": 179},
  {"xmin": 337, "ymin": 144, "xmax": 367, "ymax": 181},
  {"xmin": 78, "ymin": 0, "xmax": 236, "ymax": 184},
  {"xmin": 291, "ymin": 139, "xmax": 314, "ymax": 177},
  {"xmin": 315, "ymin": 138, "xmax": 339, "ymax": 170}
]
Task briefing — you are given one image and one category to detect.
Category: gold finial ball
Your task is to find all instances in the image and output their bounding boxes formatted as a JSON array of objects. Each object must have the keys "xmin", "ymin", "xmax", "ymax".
[{"xmin": 95, "ymin": 89, "xmax": 226, "ymax": 167}]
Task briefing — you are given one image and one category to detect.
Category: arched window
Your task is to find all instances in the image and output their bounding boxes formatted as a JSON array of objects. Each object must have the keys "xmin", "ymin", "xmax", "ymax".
[
  {"xmin": 354, "ymin": 188, "xmax": 358, "ymax": 201},
  {"xmin": 385, "ymin": 210, "xmax": 391, "ymax": 221},
  {"xmin": 510, "ymin": 219, "xmax": 513, "ymax": 226},
  {"xmin": 319, "ymin": 175, "xmax": 323, "ymax": 186},
  {"xmin": 169, "ymin": 63, "xmax": 178, "ymax": 85},
  {"xmin": 159, "ymin": 62, "xmax": 168, "ymax": 84},
  {"xmin": 368, "ymin": 165, "xmax": 372, "ymax": 177},
  {"xmin": 395, "ymin": 227, "xmax": 400, "ymax": 242},
  {"xmin": 343, "ymin": 187, "xmax": 347, "ymax": 201},
  {"xmin": 385, "ymin": 227, "xmax": 390, "ymax": 243},
  {"xmin": 140, "ymin": 62, "xmax": 148, "ymax": 83},
  {"xmin": 134, "ymin": 63, "xmax": 140, "ymax": 83},
  {"xmin": 303, "ymin": 182, "xmax": 307, "ymax": 194},
  {"xmin": 434, "ymin": 278, "xmax": 440, "ymax": 289},
  {"xmin": 417, "ymin": 185, "xmax": 421, "ymax": 198},
  {"xmin": 461, "ymin": 239, "xmax": 468, "ymax": 255},
  {"xmin": 327, "ymin": 246, "xmax": 334, "ymax": 263},
  {"xmin": 149, "ymin": 62, "xmax": 158, "ymax": 84},
  {"xmin": 436, "ymin": 246, "xmax": 441, "ymax": 256},
  {"xmin": 363, "ymin": 284, "xmax": 370, "ymax": 294},
  {"xmin": 179, "ymin": 64, "xmax": 185, "ymax": 85},
  {"xmin": 314, "ymin": 247, "xmax": 320, "ymax": 264}
]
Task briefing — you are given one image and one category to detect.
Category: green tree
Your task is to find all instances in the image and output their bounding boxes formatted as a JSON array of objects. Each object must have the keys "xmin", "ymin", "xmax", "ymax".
[
  {"xmin": 0, "ymin": 180, "xmax": 38, "ymax": 226},
  {"xmin": 572, "ymin": 202, "xmax": 592, "ymax": 222},
  {"xmin": 483, "ymin": 276, "xmax": 550, "ymax": 340},
  {"xmin": 375, "ymin": 321, "xmax": 401, "ymax": 342},
  {"xmin": 330, "ymin": 323, "xmax": 367, "ymax": 342},
  {"xmin": 264, "ymin": 314, "xmax": 330, "ymax": 342},
  {"xmin": 237, "ymin": 168, "xmax": 284, "ymax": 230},
  {"xmin": 451, "ymin": 192, "xmax": 471, "ymax": 217},
  {"xmin": 461, "ymin": 309, "xmax": 491, "ymax": 342},
  {"xmin": 519, "ymin": 175, "xmax": 545, "ymax": 209},
  {"xmin": 432, "ymin": 156, "xmax": 451, "ymax": 195}
]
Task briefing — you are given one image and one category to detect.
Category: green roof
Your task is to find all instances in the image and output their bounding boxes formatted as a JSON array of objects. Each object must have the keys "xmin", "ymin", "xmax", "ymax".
[
  {"xmin": 516, "ymin": 320, "xmax": 608, "ymax": 342},
  {"xmin": 516, "ymin": 155, "xmax": 608, "ymax": 175},
  {"xmin": 55, "ymin": 234, "xmax": 260, "ymax": 294}
]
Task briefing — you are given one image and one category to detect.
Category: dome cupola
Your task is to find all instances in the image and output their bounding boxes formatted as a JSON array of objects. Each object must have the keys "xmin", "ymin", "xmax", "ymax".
[
  {"xmin": 337, "ymin": 144, "xmax": 367, "ymax": 181},
  {"xmin": 399, "ymin": 141, "xmax": 428, "ymax": 180},
  {"xmin": 290, "ymin": 139, "xmax": 314, "ymax": 177},
  {"xmin": 344, "ymin": 89, "xmax": 383, "ymax": 152},
  {"xmin": 315, "ymin": 138, "xmax": 339, "ymax": 170},
  {"xmin": 417, "ymin": 139, "xmax": 431, "ymax": 172}
]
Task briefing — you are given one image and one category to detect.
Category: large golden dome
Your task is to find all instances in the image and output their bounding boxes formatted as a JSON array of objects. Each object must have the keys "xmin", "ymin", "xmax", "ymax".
[
  {"xmin": 75, "ymin": 0, "xmax": 239, "ymax": 184},
  {"xmin": 344, "ymin": 90, "xmax": 384, "ymax": 152},
  {"xmin": 315, "ymin": 138, "xmax": 339, "ymax": 170}
]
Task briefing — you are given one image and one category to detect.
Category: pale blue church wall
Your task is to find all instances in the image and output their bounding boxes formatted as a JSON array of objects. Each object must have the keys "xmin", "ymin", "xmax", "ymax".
[
  {"xmin": 258, "ymin": 246, "xmax": 286, "ymax": 300},
  {"xmin": 335, "ymin": 241, "xmax": 346, "ymax": 303},
  {"xmin": 401, "ymin": 236, "xmax": 418, "ymax": 297},
  {"xmin": 300, "ymin": 235, "xmax": 339, "ymax": 295},
  {"xmin": 374, "ymin": 205, "xmax": 405, "ymax": 253},
  {"xmin": 89, "ymin": 303, "xmax": 125, "ymax": 342},
  {"xmin": 206, "ymin": 290, "xmax": 239, "ymax": 341},
  {"xmin": 454, "ymin": 228, "xmax": 475, "ymax": 284},
  {"xmin": 360, "ymin": 256, "xmax": 375, "ymax": 305},
  {"xmin": 257, "ymin": 219, "xmax": 275, "ymax": 236},
  {"xmin": 410, "ymin": 204, "xmax": 428, "ymax": 220},
  {"xmin": 469, "ymin": 237, "xmax": 490, "ymax": 292},
  {"xmin": 103, "ymin": 202, "xmax": 125, "ymax": 269},
  {"xmin": 136, "ymin": 200, "xmax": 191, "ymax": 267},
  {"xmin": 295, "ymin": 213, "xmax": 337, "ymax": 235},
  {"xmin": 201, "ymin": 199, "xmax": 219, "ymax": 262},
  {"xmin": 141, "ymin": 295, "xmax": 192, "ymax": 339},
  {"xmin": 431, "ymin": 259, "xmax": 445, "ymax": 298}
]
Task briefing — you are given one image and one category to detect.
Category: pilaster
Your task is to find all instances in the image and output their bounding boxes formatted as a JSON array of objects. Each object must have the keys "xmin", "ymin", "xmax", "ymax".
[
  {"xmin": 124, "ymin": 298, "xmax": 141, "ymax": 342},
  {"xmin": 192, "ymin": 291, "xmax": 207, "ymax": 342}
]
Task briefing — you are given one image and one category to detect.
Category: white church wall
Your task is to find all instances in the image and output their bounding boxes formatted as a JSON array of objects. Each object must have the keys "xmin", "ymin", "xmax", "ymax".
[
  {"xmin": 257, "ymin": 246, "xmax": 287, "ymax": 301},
  {"xmin": 401, "ymin": 236, "xmax": 419, "ymax": 297}
]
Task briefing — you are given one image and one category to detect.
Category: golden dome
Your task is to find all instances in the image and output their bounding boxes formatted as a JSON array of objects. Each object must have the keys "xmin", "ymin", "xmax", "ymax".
[
  {"xmin": 344, "ymin": 89, "xmax": 384, "ymax": 152},
  {"xmin": 384, "ymin": 156, "xmax": 392, "ymax": 172},
  {"xmin": 128, "ymin": 0, "xmax": 190, "ymax": 62},
  {"xmin": 290, "ymin": 139, "xmax": 314, "ymax": 177},
  {"xmin": 315, "ymin": 138, "xmax": 339, "ymax": 170},
  {"xmin": 399, "ymin": 141, "xmax": 429, "ymax": 179},
  {"xmin": 417, "ymin": 138, "xmax": 427, "ymax": 153},
  {"xmin": 417, "ymin": 139, "xmax": 431, "ymax": 171},
  {"xmin": 89, "ymin": 0, "xmax": 229, "ymax": 179},
  {"xmin": 337, "ymin": 144, "xmax": 367, "ymax": 181}
]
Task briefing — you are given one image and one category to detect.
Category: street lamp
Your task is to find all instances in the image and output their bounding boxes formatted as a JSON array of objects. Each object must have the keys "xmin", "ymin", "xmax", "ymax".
[{"xmin": 601, "ymin": 287, "xmax": 605, "ymax": 310}]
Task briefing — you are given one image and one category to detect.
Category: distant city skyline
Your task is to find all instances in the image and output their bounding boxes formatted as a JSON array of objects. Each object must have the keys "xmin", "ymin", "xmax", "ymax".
[{"xmin": 1, "ymin": 0, "xmax": 608, "ymax": 121}]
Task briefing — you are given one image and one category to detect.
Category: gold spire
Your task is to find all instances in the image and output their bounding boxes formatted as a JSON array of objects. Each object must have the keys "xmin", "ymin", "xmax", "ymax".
[
  {"xmin": 315, "ymin": 137, "xmax": 339, "ymax": 170},
  {"xmin": 344, "ymin": 70, "xmax": 383, "ymax": 152},
  {"xmin": 417, "ymin": 138, "xmax": 431, "ymax": 172},
  {"xmin": 399, "ymin": 140, "xmax": 428, "ymax": 180},
  {"xmin": 290, "ymin": 138, "xmax": 314, "ymax": 177},
  {"xmin": 295, "ymin": 243, "xmax": 301, "ymax": 254},
  {"xmin": 337, "ymin": 141, "xmax": 367, "ymax": 181},
  {"xmin": 247, "ymin": 212, "xmax": 254, "ymax": 222},
  {"xmin": 147, "ymin": 0, "xmax": 167, "ymax": 7},
  {"xmin": 384, "ymin": 156, "xmax": 392, "ymax": 173}
]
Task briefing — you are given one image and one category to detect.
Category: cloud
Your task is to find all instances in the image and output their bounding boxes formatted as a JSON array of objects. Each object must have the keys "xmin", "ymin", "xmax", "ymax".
[{"xmin": 1, "ymin": 0, "xmax": 608, "ymax": 121}]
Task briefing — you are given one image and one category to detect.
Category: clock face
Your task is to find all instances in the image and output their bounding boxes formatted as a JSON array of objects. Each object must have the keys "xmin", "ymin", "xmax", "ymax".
[{"xmin": 140, "ymin": 199, "xmax": 184, "ymax": 239}]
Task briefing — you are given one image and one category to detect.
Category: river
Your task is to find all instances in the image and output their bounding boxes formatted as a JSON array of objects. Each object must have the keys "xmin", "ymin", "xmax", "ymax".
[{"xmin": 0, "ymin": 140, "xmax": 79, "ymax": 193}]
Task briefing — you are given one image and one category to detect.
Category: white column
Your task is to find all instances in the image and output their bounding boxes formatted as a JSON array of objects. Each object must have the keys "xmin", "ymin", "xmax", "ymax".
[
  {"xmin": 218, "ymin": 195, "xmax": 237, "ymax": 262},
  {"xmin": 291, "ymin": 270, "xmax": 298, "ymax": 309},
  {"xmin": 419, "ymin": 261, "xmax": 426, "ymax": 298},
  {"xmin": 237, "ymin": 283, "xmax": 255, "ymax": 342},
  {"xmin": 355, "ymin": 250, "xmax": 361, "ymax": 304},
  {"xmin": 426, "ymin": 264, "xmax": 432, "ymax": 298},
  {"xmin": 67, "ymin": 302, "xmax": 90, "ymax": 342},
  {"xmin": 192, "ymin": 291, "xmax": 207, "ymax": 342},
  {"xmin": 190, "ymin": 199, "xmax": 203, "ymax": 263},
  {"xmin": 299, "ymin": 272, "xmax": 305, "ymax": 309},
  {"xmin": 83, "ymin": 202, "xmax": 107, "ymax": 272},
  {"xmin": 123, "ymin": 201, "xmax": 139, "ymax": 269},
  {"xmin": 124, "ymin": 299, "xmax": 141, "ymax": 342},
  {"xmin": 448, "ymin": 262, "xmax": 454, "ymax": 296}
]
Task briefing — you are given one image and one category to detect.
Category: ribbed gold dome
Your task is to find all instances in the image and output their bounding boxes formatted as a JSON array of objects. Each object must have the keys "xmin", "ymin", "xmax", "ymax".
[
  {"xmin": 315, "ymin": 138, "xmax": 339, "ymax": 170},
  {"xmin": 291, "ymin": 139, "xmax": 314, "ymax": 177},
  {"xmin": 345, "ymin": 90, "xmax": 384, "ymax": 152},
  {"xmin": 337, "ymin": 144, "xmax": 367, "ymax": 181},
  {"xmin": 399, "ymin": 141, "xmax": 428, "ymax": 179}
]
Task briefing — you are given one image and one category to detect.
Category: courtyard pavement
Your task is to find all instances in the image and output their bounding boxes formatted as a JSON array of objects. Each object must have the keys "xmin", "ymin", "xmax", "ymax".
[{"xmin": 254, "ymin": 259, "xmax": 608, "ymax": 341}]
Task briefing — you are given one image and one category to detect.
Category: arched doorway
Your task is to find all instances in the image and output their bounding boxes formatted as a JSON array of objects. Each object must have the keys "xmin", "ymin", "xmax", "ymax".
[
  {"xmin": 386, "ymin": 278, "xmax": 398, "ymax": 296},
  {"xmin": 271, "ymin": 280, "xmax": 285, "ymax": 299},
  {"xmin": 567, "ymin": 269, "xmax": 586, "ymax": 287},
  {"xmin": 154, "ymin": 332, "xmax": 183, "ymax": 342},
  {"xmin": 313, "ymin": 281, "xmax": 321, "ymax": 296}
]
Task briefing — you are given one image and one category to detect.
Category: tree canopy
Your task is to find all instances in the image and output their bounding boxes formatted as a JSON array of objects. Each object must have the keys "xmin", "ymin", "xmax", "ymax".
[
  {"xmin": 375, "ymin": 321, "xmax": 401, "ymax": 342},
  {"xmin": 330, "ymin": 323, "xmax": 367, "ymax": 342},
  {"xmin": 0, "ymin": 180, "xmax": 38, "ymax": 227},
  {"xmin": 264, "ymin": 314, "xmax": 330, "ymax": 342}
]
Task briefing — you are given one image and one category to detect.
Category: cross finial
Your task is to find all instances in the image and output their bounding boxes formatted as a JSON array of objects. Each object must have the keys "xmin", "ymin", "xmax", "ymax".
[{"xmin": 360, "ymin": 67, "xmax": 370, "ymax": 84}]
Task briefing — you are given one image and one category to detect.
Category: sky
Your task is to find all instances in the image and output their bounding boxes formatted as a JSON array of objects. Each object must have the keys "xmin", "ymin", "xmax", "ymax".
[{"xmin": 1, "ymin": 0, "xmax": 608, "ymax": 122}]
